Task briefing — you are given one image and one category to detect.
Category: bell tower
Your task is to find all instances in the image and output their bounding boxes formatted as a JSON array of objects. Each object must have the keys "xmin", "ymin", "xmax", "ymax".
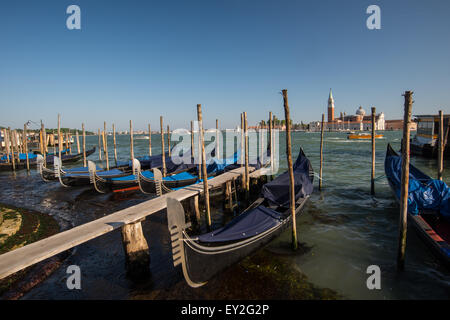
[{"xmin": 327, "ymin": 88, "xmax": 335, "ymax": 122}]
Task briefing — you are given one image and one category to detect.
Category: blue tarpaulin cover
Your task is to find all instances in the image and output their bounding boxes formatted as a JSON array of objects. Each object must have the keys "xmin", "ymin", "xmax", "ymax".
[
  {"xmin": 196, "ymin": 148, "xmax": 313, "ymax": 243},
  {"xmin": 1, "ymin": 153, "xmax": 37, "ymax": 161},
  {"xmin": 385, "ymin": 153, "xmax": 450, "ymax": 221},
  {"xmin": 206, "ymin": 151, "xmax": 240, "ymax": 173},
  {"xmin": 197, "ymin": 205, "xmax": 282, "ymax": 243},
  {"xmin": 261, "ymin": 148, "xmax": 313, "ymax": 208}
]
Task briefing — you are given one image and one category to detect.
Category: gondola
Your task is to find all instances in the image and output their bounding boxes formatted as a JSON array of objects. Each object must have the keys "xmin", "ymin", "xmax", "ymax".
[
  {"xmin": 89, "ymin": 149, "xmax": 222, "ymax": 194},
  {"xmin": 385, "ymin": 144, "xmax": 450, "ymax": 267},
  {"xmin": 42, "ymin": 151, "xmax": 173, "ymax": 186},
  {"xmin": 133, "ymin": 151, "xmax": 243, "ymax": 195},
  {"xmin": 0, "ymin": 147, "xmax": 96, "ymax": 172},
  {"xmin": 166, "ymin": 147, "xmax": 314, "ymax": 287}
]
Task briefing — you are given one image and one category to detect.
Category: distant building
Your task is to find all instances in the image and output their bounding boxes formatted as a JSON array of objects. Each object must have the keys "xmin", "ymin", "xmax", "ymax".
[
  {"xmin": 385, "ymin": 120, "xmax": 417, "ymax": 131},
  {"xmin": 309, "ymin": 90, "xmax": 386, "ymax": 131}
]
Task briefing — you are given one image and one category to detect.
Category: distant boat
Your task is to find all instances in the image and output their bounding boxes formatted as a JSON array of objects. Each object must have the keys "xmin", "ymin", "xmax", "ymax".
[
  {"xmin": 410, "ymin": 114, "xmax": 450, "ymax": 159},
  {"xmin": 347, "ymin": 133, "xmax": 383, "ymax": 140}
]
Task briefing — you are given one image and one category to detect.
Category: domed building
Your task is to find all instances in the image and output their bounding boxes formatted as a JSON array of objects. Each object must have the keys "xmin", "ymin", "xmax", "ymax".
[{"xmin": 309, "ymin": 90, "xmax": 386, "ymax": 131}]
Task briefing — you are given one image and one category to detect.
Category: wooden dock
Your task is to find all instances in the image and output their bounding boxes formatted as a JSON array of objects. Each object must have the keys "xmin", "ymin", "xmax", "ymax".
[{"xmin": 0, "ymin": 166, "xmax": 265, "ymax": 280}]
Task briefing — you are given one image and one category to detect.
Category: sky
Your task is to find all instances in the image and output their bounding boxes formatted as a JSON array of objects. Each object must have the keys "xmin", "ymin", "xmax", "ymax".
[{"xmin": 1, "ymin": 0, "xmax": 450, "ymax": 131}]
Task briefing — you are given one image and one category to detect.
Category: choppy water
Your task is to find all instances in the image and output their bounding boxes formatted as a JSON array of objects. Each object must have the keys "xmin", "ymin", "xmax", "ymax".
[{"xmin": 1, "ymin": 131, "xmax": 449, "ymax": 299}]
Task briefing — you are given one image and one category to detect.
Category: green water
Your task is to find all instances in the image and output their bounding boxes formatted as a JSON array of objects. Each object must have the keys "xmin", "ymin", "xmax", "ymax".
[{"xmin": 63, "ymin": 131, "xmax": 450, "ymax": 299}]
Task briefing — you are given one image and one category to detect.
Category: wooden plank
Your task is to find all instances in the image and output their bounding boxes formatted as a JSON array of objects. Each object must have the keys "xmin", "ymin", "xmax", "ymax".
[{"xmin": 0, "ymin": 166, "xmax": 252, "ymax": 280}]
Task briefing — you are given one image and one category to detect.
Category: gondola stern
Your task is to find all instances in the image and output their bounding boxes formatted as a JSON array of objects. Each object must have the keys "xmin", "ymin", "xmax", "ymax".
[{"xmin": 166, "ymin": 197, "xmax": 207, "ymax": 288}]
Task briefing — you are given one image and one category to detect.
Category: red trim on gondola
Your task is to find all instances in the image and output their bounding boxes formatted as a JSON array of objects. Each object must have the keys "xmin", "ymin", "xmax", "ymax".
[{"xmin": 113, "ymin": 186, "xmax": 139, "ymax": 193}]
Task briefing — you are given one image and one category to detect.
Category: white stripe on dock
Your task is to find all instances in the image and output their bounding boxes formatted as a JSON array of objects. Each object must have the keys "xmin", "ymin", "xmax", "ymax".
[{"xmin": 0, "ymin": 166, "xmax": 264, "ymax": 280}]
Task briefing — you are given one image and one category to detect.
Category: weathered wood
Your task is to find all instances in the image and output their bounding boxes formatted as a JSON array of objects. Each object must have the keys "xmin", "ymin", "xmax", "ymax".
[
  {"xmin": 398, "ymin": 90, "xmax": 413, "ymax": 271},
  {"xmin": 197, "ymin": 104, "xmax": 211, "ymax": 228},
  {"xmin": 82, "ymin": 123, "xmax": 87, "ymax": 167},
  {"xmin": 225, "ymin": 181, "xmax": 233, "ymax": 210},
  {"xmin": 8, "ymin": 128, "xmax": 15, "ymax": 170},
  {"xmin": 160, "ymin": 116, "xmax": 166, "ymax": 176},
  {"xmin": 0, "ymin": 165, "xmax": 261, "ymax": 280},
  {"xmin": 24, "ymin": 124, "xmax": 29, "ymax": 171},
  {"xmin": 282, "ymin": 89, "xmax": 298, "ymax": 250},
  {"xmin": 190, "ymin": 195, "xmax": 201, "ymax": 223},
  {"xmin": 41, "ymin": 121, "xmax": 47, "ymax": 155},
  {"xmin": 76, "ymin": 130, "xmax": 81, "ymax": 154},
  {"xmin": 371, "ymin": 107, "xmax": 376, "ymax": 195},
  {"xmin": 104, "ymin": 122, "xmax": 109, "ymax": 171},
  {"xmin": 120, "ymin": 221, "xmax": 150, "ymax": 278},
  {"xmin": 319, "ymin": 114, "xmax": 325, "ymax": 190},
  {"xmin": 130, "ymin": 120, "xmax": 134, "ymax": 171},
  {"xmin": 148, "ymin": 123, "xmax": 152, "ymax": 156},
  {"xmin": 438, "ymin": 110, "xmax": 444, "ymax": 180}
]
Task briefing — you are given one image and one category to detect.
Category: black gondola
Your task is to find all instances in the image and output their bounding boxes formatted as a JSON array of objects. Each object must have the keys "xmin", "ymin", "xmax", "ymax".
[
  {"xmin": 385, "ymin": 144, "xmax": 450, "ymax": 267},
  {"xmin": 166, "ymin": 148, "xmax": 314, "ymax": 287}
]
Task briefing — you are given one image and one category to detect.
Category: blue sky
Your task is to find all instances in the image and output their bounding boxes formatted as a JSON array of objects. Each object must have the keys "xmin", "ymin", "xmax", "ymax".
[{"xmin": 1, "ymin": 0, "xmax": 449, "ymax": 131}]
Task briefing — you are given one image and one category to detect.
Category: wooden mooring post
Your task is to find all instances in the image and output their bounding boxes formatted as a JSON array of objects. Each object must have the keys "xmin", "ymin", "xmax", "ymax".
[
  {"xmin": 8, "ymin": 128, "xmax": 15, "ymax": 171},
  {"xmin": 120, "ymin": 219, "xmax": 150, "ymax": 279},
  {"xmin": 23, "ymin": 123, "xmax": 29, "ymax": 171},
  {"xmin": 75, "ymin": 130, "xmax": 81, "ymax": 154},
  {"xmin": 82, "ymin": 123, "xmax": 87, "ymax": 167},
  {"xmin": 319, "ymin": 113, "xmax": 325, "ymax": 191},
  {"xmin": 397, "ymin": 90, "xmax": 413, "ymax": 271},
  {"xmin": 244, "ymin": 112, "xmax": 250, "ymax": 198},
  {"xmin": 438, "ymin": 110, "xmax": 444, "ymax": 181},
  {"xmin": 282, "ymin": 89, "xmax": 298, "ymax": 250},
  {"xmin": 41, "ymin": 121, "xmax": 47, "ymax": 158},
  {"xmin": 371, "ymin": 107, "xmax": 376, "ymax": 195},
  {"xmin": 197, "ymin": 104, "xmax": 212, "ymax": 228}
]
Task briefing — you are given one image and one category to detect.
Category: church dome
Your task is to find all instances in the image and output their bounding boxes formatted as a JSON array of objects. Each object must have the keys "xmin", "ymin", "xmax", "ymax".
[{"xmin": 356, "ymin": 106, "xmax": 366, "ymax": 116}]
